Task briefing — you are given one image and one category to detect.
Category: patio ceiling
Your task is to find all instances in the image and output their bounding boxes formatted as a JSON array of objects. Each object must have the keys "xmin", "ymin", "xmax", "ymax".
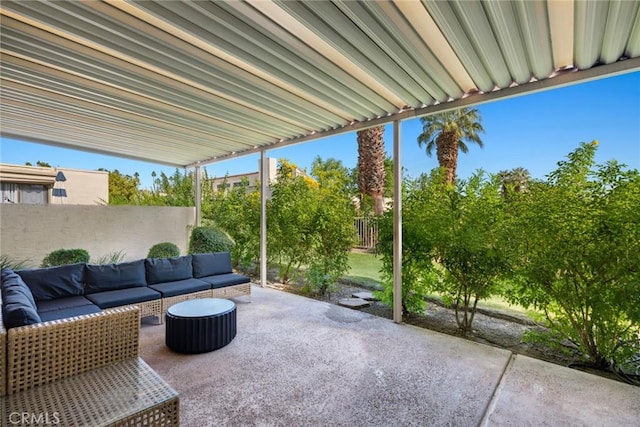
[{"xmin": 1, "ymin": 0, "xmax": 639, "ymax": 168}]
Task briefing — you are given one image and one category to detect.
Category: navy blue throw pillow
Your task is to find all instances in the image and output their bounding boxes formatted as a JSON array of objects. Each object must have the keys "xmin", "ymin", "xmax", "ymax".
[
  {"xmin": 145, "ymin": 255, "xmax": 193, "ymax": 285},
  {"xmin": 17, "ymin": 263, "xmax": 85, "ymax": 301},
  {"xmin": 85, "ymin": 260, "xmax": 147, "ymax": 294}
]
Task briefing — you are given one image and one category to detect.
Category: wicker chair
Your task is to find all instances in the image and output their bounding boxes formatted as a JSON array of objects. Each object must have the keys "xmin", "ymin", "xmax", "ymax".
[{"xmin": 2, "ymin": 306, "xmax": 179, "ymax": 426}]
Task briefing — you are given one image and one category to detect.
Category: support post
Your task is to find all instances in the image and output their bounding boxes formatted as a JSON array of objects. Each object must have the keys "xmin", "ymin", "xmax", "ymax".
[
  {"xmin": 260, "ymin": 151, "xmax": 268, "ymax": 287},
  {"xmin": 194, "ymin": 165, "xmax": 201, "ymax": 226},
  {"xmin": 393, "ymin": 120, "xmax": 402, "ymax": 323}
]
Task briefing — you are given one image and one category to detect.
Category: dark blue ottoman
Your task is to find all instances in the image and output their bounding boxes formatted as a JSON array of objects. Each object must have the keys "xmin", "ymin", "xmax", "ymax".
[{"xmin": 165, "ymin": 298, "xmax": 237, "ymax": 353}]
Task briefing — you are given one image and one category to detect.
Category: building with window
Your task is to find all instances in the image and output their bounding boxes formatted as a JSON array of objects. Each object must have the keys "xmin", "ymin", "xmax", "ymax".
[
  {"xmin": 0, "ymin": 163, "xmax": 108, "ymax": 205},
  {"xmin": 208, "ymin": 157, "xmax": 307, "ymax": 193}
]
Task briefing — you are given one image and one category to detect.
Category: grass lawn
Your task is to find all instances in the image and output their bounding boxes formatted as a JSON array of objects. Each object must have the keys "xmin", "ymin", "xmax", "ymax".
[
  {"xmin": 342, "ymin": 251, "xmax": 539, "ymax": 319},
  {"xmin": 340, "ymin": 251, "xmax": 383, "ymax": 289}
]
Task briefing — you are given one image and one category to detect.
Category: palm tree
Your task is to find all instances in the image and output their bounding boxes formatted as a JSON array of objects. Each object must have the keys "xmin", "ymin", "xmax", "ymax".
[
  {"xmin": 417, "ymin": 107, "xmax": 484, "ymax": 184},
  {"xmin": 498, "ymin": 167, "xmax": 530, "ymax": 197},
  {"xmin": 357, "ymin": 126, "xmax": 386, "ymax": 215}
]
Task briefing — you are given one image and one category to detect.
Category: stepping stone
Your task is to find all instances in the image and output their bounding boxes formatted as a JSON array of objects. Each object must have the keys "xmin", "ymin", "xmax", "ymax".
[
  {"xmin": 338, "ymin": 298, "xmax": 371, "ymax": 309},
  {"xmin": 352, "ymin": 291, "xmax": 379, "ymax": 301}
]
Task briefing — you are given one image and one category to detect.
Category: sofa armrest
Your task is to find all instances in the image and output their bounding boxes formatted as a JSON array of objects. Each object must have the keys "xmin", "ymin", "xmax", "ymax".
[{"xmin": 6, "ymin": 306, "xmax": 139, "ymax": 394}]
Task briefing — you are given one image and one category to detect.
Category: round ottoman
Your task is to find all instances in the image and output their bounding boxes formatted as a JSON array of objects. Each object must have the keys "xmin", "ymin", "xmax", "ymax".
[{"xmin": 165, "ymin": 298, "xmax": 237, "ymax": 353}]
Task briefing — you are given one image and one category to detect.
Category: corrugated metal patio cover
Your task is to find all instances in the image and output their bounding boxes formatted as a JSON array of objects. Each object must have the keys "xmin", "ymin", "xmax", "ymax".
[{"xmin": 1, "ymin": 1, "xmax": 639, "ymax": 167}]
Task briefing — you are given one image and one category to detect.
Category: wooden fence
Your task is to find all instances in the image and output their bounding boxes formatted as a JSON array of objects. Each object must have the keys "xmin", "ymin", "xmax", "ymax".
[{"xmin": 353, "ymin": 217, "xmax": 378, "ymax": 250}]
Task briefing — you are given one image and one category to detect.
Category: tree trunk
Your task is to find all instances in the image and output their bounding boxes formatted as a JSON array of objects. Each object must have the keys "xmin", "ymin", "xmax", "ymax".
[
  {"xmin": 436, "ymin": 132, "xmax": 458, "ymax": 184},
  {"xmin": 357, "ymin": 126, "xmax": 386, "ymax": 215}
]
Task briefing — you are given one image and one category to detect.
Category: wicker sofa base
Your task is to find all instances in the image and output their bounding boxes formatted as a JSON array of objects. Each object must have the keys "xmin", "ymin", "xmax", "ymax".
[
  {"xmin": 3, "ymin": 357, "xmax": 179, "ymax": 427},
  {"xmin": 120, "ymin": 298, "xmax": 163, "ymax": 324},
  {"xmin": 211, "ymin": 282, "xmax": 252, "ymax": 299}
]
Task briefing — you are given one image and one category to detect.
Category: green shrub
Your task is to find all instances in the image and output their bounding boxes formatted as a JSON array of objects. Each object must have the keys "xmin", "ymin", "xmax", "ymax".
[
  {"xmin": 267, "ymin": 158, "xmax": 355, "ymax": 284},
  {"xmin": 188, "ymin": 226, "xmax": 235, "ymax": 254},
  {"xmin": 147, "ymin": 242, "xmax": 180, "ymax": 259},
  {"xmin": 41, "ymin": 248, "xmax": 90, "ymax": 267},
  {"xmin": 93, "ymin": 250, "xmax": 126, "ymax": 265},
  {"xmin": 505, "ymin": 142, "xmax": 640, "ymax": 369},
  {"xmin": 376, "ymin": 177, "xmax": 435, "ymax": 315},
  {"xmin": 377, "ymin": 169, "xmax": 509, "ymax": 336}
]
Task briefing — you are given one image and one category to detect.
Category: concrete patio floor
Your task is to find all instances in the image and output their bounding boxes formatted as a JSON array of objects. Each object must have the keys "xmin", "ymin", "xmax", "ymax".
[{"xmin": 139, "ymin": 285, "xmax": 640, "ymax": 426}]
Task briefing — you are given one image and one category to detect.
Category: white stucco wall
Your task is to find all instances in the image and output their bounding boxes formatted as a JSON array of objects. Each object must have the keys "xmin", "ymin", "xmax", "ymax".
[
  {"xmin": 0, "ymin": 204, "xmax": 195, "ymax": 267},
  {"xmin": 55, "ymin": 168, "xmax": 109, "ymax": 205}
]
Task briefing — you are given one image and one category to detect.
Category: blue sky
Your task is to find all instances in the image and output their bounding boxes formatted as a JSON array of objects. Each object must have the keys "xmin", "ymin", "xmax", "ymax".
[{"xmin": 1, "ymin": 71, "xmax": 638, "ymax": 189}]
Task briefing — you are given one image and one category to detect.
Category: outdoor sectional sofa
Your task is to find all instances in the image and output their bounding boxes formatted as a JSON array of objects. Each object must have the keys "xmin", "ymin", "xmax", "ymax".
[
  {"xmin": 0, "ymin": 251, "xmax": 251, "ymax": 398},
  {"xmin": 1, "ymin": 251, "xmax": 251, "ymax": 330}
]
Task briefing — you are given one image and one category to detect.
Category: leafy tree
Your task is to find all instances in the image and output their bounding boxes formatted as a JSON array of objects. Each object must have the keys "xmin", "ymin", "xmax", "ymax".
[
  {"xmin": 383, "ymin": 155, "xmax": 395, "ymax": 198},
  {"xmin": 267, "ymin": 159, "xmax": 317, "ymax": 283},
  {"xmin": 357, "ymin": 126, "xmax": 386, "ymax": 214},
  {"xmin": 428, "ymin": 171, "xmax": 508, "ymax": 335},
  {"xmin": 266, "ymin": 158, "xmax": 355, "ymax": 291},
  {"xmin": 311, "ymin": 156, "xmax": 351, "ymax": 193},
  {"xmin": 307, "ymin": 158, "xmax": 356, "ymax": 295},
  {"xmin": 107, "ymin": 170, "xmax": 141, "ymax": 205},
  {"xmin": 137, "ymin": 168, "xmax": 199, "ymax": 206},
  {"xmin": 205, "ymin": 157, "xmax": 354, "ymax": 289},
  {"xmin": 153, "ymin": 169, "xmax": 195, "ymax": 206},
  {"xmin": 378, "ymin": 169, "xmax": 509, "ymax": 335},
  {"xmin": 417, "ymin": 108, "xmax": 484, "ymax": 184},
  {"xmin": 505, "ymin": 141, "xmax": 640, "ymax": 369},
  {"xmin": 105, "ymin": 167, "xmax": 212, "ymax": 207},
  {"xmin": 377, "ymin": 176, "xmax": 436, "ymax": 315},
  {"xmin": 205, "ymin": 177, "xmax": 261, "ymax": 271}
]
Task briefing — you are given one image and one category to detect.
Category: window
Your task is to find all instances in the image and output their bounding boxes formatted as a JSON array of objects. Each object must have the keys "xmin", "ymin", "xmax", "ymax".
[{"xmin": 1, "ymin": 183, "xmax": 49, "ymax": 204}]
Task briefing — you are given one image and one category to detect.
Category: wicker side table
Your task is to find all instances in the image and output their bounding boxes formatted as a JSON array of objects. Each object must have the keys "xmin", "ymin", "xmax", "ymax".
[
  {"xmin": 165, "ymin": 298, "xmax": 236, "ymax": 353},
  {"xmin": 2, "ymin": 357, "xmax": 179, "ymax": 427}
]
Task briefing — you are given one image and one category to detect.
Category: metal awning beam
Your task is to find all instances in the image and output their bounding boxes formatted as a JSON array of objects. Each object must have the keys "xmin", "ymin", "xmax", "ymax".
[{"xmin": 187, "ymin": 57, "xmax": 640, "ymax": 168}]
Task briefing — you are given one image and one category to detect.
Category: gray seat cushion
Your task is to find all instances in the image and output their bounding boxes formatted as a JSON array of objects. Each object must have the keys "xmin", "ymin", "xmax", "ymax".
[
  {"xmin": 199, "ymin": 273, "xmax": 250, "ymax": 289},
  {"xmin": 85, "ymin": 286, "xmax": 161, "ymax": 309},
  {"xmin": 149, "ymin": 278, "xmax": 210, "ymax": 298}
]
